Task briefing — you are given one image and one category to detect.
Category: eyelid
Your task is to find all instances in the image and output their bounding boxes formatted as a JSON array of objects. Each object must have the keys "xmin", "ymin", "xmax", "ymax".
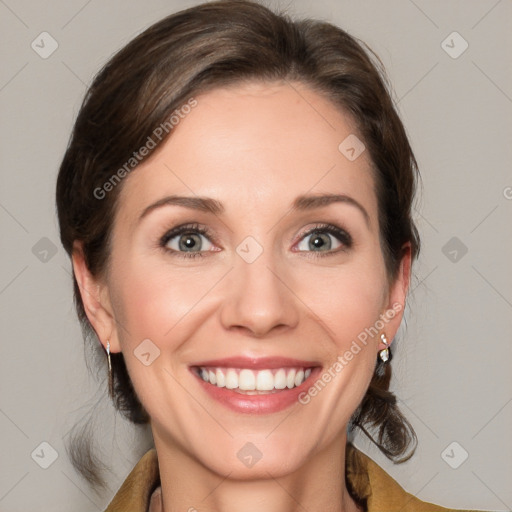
[
  {"xmin": 158, "ymin": 222, "xmax": 221, "ymax": 258},
  {"xmin": 292, "ymin": 222, "xmax": 352, "ymax": 252},
  {"xmin": 160, "ymin": 222, "xmax": 218, "ymax": 245}
]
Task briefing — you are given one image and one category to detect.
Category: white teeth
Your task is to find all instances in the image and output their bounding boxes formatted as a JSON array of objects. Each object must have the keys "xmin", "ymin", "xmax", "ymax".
[
  {"xmin": 239, "ymin": 369, "xmax": 256, "ymax": 390},
  {"xmin": 197, "ymin": 366, "xmax": 313, "ymax": 391},
  {"xmin": 256, "ymin": 370, "xmax": 274, "ymax": 391},
  {"xmin": 216, "ymin": 368, "xmax": 225, "ymax": 387},
  {"xmin": 225, "ymin": 369, "xmax": 238, "ymax": 389},
  {"xmin": 286, "ymin": 369, "xmax": 296, "ymax": 389},
  {"xmin": 274, "ymin": 369, "xmax": 287, "ymax": 389}
]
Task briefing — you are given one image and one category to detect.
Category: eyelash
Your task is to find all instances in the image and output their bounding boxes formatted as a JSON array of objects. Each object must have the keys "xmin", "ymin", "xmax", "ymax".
[
  {"xmin": 158, "ymin": 222, "xmax": 353, "ymax": 260},
  {"xmin": 159, "ymin": 223, "xmax": 215, "ymax": 259}
]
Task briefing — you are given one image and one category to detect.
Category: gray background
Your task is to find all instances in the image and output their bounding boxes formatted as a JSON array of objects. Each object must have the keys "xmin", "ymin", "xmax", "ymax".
[{"xmin": 1, "ymin": 0, "xmax": 511, "ymax": 510}]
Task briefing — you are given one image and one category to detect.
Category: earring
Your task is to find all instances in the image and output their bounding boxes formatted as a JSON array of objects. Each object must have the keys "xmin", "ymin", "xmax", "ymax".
[
  {"xmin": 106, "ymin": 340, "xmax": 114, "ymax": 399},
  {"xmin": 378, "ymin": 333, "xmax": 391, "ymax": 363}
]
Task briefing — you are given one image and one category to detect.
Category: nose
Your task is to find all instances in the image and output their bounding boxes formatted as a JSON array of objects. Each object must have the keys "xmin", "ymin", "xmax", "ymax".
[{"xmin": 219, "ymin": 246, "xmax": 300, "ymax": 338}]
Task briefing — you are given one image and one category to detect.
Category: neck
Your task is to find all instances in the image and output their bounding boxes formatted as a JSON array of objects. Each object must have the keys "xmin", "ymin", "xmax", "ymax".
[{"xmin": 152, "ymin": 432, "xmax": 361, "ymax": 512}]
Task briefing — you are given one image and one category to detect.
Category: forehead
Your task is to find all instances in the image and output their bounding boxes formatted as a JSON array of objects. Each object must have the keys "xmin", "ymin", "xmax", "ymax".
[{"xmin": 117, "ymin": 81, "xmax": 377, "ymax": 224}]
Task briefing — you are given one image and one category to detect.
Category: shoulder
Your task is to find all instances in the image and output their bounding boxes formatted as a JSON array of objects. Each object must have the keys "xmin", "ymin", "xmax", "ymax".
[
  {"xmin": 346, "ymin": 444, "xmax": 484, "ymax": 512},
  {"xmin": 104, "ymin": 448, "xmax": 160, "ymax": 512}
]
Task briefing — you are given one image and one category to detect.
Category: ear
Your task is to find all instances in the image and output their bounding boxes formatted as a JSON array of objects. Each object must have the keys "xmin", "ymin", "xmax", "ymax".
[
  {"xmin": 378, "ymin": 241, "xmax": 412, "ymax": 350},
  {"xmin": 71, "ymin": 241, "xmax": 121, "ymax": 353}
]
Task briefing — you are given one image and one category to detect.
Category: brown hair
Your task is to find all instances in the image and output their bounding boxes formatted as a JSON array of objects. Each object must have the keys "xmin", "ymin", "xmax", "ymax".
[{"xmin": 56, "ymin": 0, "xmax": 419, "ymax": 499}]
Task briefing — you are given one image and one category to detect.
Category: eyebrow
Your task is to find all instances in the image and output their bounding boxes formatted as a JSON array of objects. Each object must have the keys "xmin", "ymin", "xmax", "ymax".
[
  {"xmin": 138, "ymin": 193, "xmax": 370, "ymax": 227},
  {"xmin": 291, "ymin": 193, "xmax": 370, "ymax": 227}
]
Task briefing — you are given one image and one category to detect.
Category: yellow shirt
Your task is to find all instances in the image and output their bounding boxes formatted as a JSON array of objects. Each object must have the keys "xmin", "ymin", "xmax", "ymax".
[{"xmin": 104, "ymin": 443, "xmax": 483, "ymax": 511}]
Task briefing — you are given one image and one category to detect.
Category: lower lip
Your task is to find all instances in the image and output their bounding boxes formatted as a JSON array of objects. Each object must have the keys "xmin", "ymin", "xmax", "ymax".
[{"xmin": 190, "ymin": 367, "xmax": 322, "ymax": 414}]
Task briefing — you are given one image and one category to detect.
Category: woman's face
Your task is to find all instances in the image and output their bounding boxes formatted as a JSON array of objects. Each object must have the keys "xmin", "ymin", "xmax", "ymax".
[{"xmin": 78, "ymin": 81, "xmax": 409, "ymax": 478}]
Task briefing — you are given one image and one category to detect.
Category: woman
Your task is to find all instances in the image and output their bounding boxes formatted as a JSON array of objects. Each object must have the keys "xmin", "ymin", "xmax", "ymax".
[{"xmin": 56, "ymin": 1, "xmax": 481, "ymax": 510}]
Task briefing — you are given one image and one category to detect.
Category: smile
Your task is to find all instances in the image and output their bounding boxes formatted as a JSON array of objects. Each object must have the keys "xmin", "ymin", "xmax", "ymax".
[
  {"xmin": 189, "ymin": 360, "xmax": 322, "ymax": 414},
  {"xmin": 194, "ymin": 366, "xmax": 313, "ymax": 394}
]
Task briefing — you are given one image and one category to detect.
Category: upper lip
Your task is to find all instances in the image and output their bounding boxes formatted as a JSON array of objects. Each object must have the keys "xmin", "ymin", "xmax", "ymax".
[{"xmin": 190, "ymin": 356, "xmax": 321, "ymax": 369}]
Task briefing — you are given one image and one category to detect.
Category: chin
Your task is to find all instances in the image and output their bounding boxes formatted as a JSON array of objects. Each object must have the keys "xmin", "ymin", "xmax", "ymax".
[{"xmin": 196, "ymin": 439, "xmax": 311, "ymax": 480}]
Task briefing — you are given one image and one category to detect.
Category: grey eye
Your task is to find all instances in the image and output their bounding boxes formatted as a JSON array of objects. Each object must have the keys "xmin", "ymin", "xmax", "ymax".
[
  {"xmin": 165, "ymin": 232, "xmax": 214, "ymax": 253},
  {"xmin": 296, "ymin": 231, "xmax": 342, "ymax": 252}
]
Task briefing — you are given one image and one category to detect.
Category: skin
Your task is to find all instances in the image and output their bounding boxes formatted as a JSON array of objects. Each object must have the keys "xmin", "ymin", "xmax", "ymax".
[{"xmin": 73, "ymin": 81, "xmax": 411, "ymax": 512}]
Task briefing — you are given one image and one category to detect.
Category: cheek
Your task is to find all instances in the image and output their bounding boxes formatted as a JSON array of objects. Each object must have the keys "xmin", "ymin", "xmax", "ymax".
[
  {"xmin": 293, "ymin": 258, "xmax": 386, "ymax": 439},
  {"xmin": 294, "ymin": 258, "xmax": 387, "ymax": 349},
  {"xmin": 107, "ymin": 258, "xmax": 213, "ymax": 415},
  {"xmin": 108, "ymin": 254, "xmax": 229, "ymax": 353}
]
